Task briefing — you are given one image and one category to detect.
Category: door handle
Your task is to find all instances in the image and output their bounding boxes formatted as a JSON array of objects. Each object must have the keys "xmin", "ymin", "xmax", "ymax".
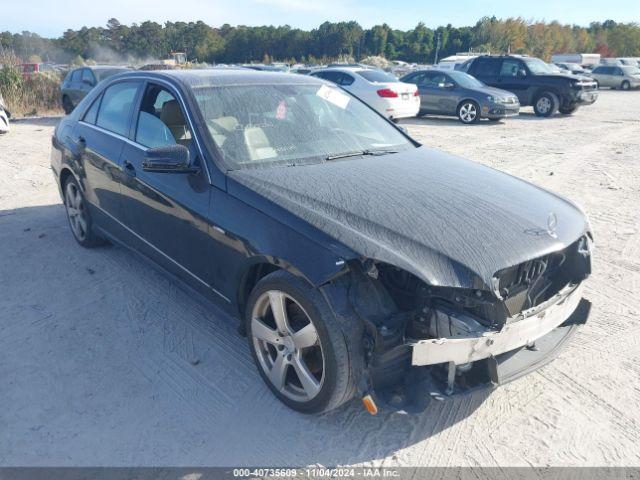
[{"xmin": 123, "ymin": 160, "xmax": 136, "ymax": 177}]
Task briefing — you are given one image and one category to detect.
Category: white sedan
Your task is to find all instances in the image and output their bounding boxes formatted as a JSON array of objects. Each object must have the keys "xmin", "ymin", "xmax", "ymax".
[{"xmin": 310, "ymin": 67, "xmax": 420, "ymax": 119}]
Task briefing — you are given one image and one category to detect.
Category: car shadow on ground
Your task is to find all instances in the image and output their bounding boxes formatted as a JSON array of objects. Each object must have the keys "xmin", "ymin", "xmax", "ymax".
[
  {"xmin": 400, "ymin": 116, "xmax": 507, "ymax": 127},
  {"xmin": 10, "ymin": 116, "xmax": 62, "ymax": 127},
  {"xmin": 0, "ymin": 203, "xmax": 491, "ymax": 466}
]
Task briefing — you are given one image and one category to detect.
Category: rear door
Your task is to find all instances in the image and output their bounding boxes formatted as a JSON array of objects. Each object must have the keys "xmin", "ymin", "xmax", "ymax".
[
  {"xmin": 67, "ymin": 69, "xmax": 84, "ymax": 105},
  {"xmin": 118, "ymin": 81, "xmax": 214, "ymax": 289},
  {"xmin": 74, "ymin": 80, "xmax": 142, "ymax": 224},
  {"xmin": 470, "ymin": 57, "xmax": 501, "ymax": 87},
  {"xmin": 78, "ymin": 68, "xmax": 97, "ymax": 103}
]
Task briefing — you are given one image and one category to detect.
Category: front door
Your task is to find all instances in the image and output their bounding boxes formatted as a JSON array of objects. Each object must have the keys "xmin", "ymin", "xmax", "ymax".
[
  {"xmin": 496, "ymin": 59, "xmax": 529, "ymax": 104},
  {"xmin": 118, "ymin": 81, "xmax": 214, "ymax": 292},
  {"xmin": 420, "ymin": 72, "xmax": 455, "ymax": 113}
]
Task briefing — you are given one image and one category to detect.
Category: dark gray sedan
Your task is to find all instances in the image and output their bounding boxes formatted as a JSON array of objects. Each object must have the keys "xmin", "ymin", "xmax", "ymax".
[
  {"xmin": 60, "ymin": 66, "xmax": 130, "ymax": 114},
  {"xmin": 401, "ymin": 70, "xmax": 520, "ymax": 124}
]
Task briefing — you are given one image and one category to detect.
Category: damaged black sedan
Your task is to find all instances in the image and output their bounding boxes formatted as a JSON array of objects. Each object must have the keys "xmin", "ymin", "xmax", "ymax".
[{"xmin": 50, "ymin": 70, "xmax": 592, "ymax": 414}]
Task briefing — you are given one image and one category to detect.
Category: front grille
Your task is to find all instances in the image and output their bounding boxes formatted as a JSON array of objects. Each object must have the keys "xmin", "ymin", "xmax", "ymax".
[{"xmin": 493, "ymin": 236, "xmax": 591, "ymax": 318}]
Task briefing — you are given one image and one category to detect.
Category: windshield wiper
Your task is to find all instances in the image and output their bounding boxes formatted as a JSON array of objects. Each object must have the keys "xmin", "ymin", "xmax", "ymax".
[{"xmin": 325, "ymin": 149, "xmax": 398, "ymax": 161}]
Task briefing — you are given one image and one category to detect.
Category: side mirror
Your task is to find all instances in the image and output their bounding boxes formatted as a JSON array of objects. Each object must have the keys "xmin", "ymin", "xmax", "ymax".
[
  {"xmin": 517, "ymin": 69, "xmax": 527, "ymax": 78},
  {"xmin": 142, "ymin": 145, "xmax": 199, "ymax": 174}
]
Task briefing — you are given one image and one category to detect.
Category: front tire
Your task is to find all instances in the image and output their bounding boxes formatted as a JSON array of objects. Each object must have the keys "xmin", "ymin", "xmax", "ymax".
[
  {"xmin": 457, "ymin": 100, "xmax": 480, "ymax": 124},
  {"xmin": 533, "ymin": 92, "xmax": 559, "ymax": 117},
  {"xmin": 63, "ymin": 176, "xmax": 105, "ymax": 248},
  {"xmin": 621, "ymin": 80, "xmax": 631, "ymax": 91},
  {"xmin": 246, "ymin": 270, "xmax": 360, "ymax": 414}
]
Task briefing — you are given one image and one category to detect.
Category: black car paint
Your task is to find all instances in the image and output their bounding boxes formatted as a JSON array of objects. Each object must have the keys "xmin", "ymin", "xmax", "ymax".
[
  {"xmin": 52, "ymin": 70, "xmax": 590, "ymax": 318},
  {"xmin": 465, "ymin": 56, "xmax": 598, "ymax": 110}
]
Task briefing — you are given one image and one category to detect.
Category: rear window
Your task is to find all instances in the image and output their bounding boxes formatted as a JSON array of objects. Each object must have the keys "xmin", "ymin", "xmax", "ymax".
[
  {"xmin": 473, "ymin": 59, "xmax": 500, "ymax": 77},
  {"xmin": 357, "ymin": 70, "xmax": 398, "ymax": 83}
]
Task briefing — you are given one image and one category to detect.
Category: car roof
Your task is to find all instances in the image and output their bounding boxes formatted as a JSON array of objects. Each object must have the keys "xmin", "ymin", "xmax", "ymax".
[
  {"xmin": 110, "ymin": 68, "xmax": 327, "ymax": 88},
  {"xmin": 75, "ymin": 65, "xmax": 130, "ymax": 70}
]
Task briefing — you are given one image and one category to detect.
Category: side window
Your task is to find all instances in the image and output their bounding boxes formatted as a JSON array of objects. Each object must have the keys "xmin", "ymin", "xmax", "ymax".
[
  {"xmin": 499, "ymin": 59, "xmax": 522, "ymax": 77},
  {"xmin": 317, "ymin": 71, "xmax": 342, "ymax": 84},
  {"xmin": 135, "ymin": 83, "xmax": 192, "ymax": 148},
  {"xmin": 96, "ymin": 82, "xmax": 139, "ymax": 137},
  {"xmin": 82, "ymin": 94, "xmax": 102, "ymax": 124},
  {"xmin": 431, "ymin": 73, "xmax": 449, "ymax": 86},
  {"xmin": 70, "ymin": 69, "xmax": 82, "ymax": 83},
  {"xmin": 421, "ymin": 72, "xmax": 441, "ymax": 87},
  {"xmin": 81, "ymin": 69, "xmax": 95, "ymax": 86},
  {"xmin": 474, "ymin": 59, "xmax": 500, "ymax": 77},
  {"xmin": 339, "ymin": 73, "xmax": 355, "ymax": 86}
]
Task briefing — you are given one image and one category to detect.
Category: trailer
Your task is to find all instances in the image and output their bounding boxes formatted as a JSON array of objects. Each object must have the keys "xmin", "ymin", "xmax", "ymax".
[{"xmin": 551, "ymin": 53, "xmax": 601, "ymax": 67}]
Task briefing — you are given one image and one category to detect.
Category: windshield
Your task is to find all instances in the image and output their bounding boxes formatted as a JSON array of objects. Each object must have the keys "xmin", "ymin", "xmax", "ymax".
[
  {"xmin": 95, "ymin": 68, "xmax": 129, "ymax": 81},
  {"xmin": 357, "ymin": 70, "xmax": 398, "ymax": 83},
  {"xmin": 193, "ymin": 83, "xmax": 413, "ymax": 170},
  {"xmin": 621, "ymin": 66, "xmax": 640, "ymax": 75},
  {"xmin": 523, "ymin": 58, "xmax": 555, "ymax": 75},
  {"xmin": 447, "ymin": 71, "xmax": 485, "ymax": 88}
]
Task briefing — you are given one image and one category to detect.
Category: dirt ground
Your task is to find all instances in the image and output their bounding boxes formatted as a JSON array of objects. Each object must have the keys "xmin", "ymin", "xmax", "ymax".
[{"xmin": 1, "ymin": 90, "xmax": 639, "ymax": 467}]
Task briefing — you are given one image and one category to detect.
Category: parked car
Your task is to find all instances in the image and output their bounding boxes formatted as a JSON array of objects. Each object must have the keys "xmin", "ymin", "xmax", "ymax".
[
  {"xmin": 310, "ymin": 67, "xmax": 419, "ymax": 119},
  {"xmin": 20, "ymin": 63, "xmax": 41, "ymax": 79},
  {"xmin": 587, "ymin": 65, "xmax": 640, "ymax": 90},
  {"xmin": 551, "ymin": 53, "xmax": 601, "ymax": 69},
  {"xmin": 51, "ymin": 69, "xmax": 593, "ymax": 414},
  {"xmin": 0, "ymin": 91, "xmax": 10, "ymax": 134},
  {"xmin": 463, "ymin": 55, "xmax": 598, "ymax": 116},
  {"xmin": 555, "ymin": 62, "xmax": 587, "ymax": 75},
  {"xmin": 400, "ymin": 69, "xmax": 520, "ymax": 124},
  {"xmin": 60, "ymin": 66, "xmax": 130, "ymax": 114}
]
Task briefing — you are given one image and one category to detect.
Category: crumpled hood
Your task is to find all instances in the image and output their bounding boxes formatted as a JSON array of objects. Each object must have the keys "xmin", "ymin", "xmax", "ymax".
[{"xmin": 229, "ymin": 147, "xmax": 589, "ymax": 290}]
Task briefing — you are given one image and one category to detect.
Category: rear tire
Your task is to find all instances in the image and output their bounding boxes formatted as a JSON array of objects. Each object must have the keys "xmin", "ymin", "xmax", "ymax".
[
  {"xmin": 621, "ymin": 80, "xmax": 631, "ymax": 91},
  {"xmin": 246, "ymin": 270, "xmax": 361, "ymax": 414},
  {"xmin": 62, "ymin": 96, "xmax": 74, "ymax": 115},
  {"xmin": 457, "ymin": 100, "xmax": 480, "ymax": 124},
  {"xmin": 533, "ymin": 92, "xmax": 559, "ymax": 117},
  {"xmin": 62, "ymin": 176, "xmax": 105, "ymax": 248}
]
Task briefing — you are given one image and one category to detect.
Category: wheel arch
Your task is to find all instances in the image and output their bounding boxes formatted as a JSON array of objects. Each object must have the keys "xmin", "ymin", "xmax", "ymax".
[{"xmin": 456, "ymin": 97, "xmax": 480, "ymax": 111}]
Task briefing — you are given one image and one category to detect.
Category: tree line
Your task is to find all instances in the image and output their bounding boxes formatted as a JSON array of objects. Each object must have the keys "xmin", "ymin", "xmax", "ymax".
[{"xmin": 2, "ymin": 17, "xmax": 640, "ymax": 66}]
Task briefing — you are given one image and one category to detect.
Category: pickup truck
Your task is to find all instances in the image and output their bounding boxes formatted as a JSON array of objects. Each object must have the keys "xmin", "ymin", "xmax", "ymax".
[{"xmin": 463, "ymin": 55, "xmax": 598, "ymax": 117}]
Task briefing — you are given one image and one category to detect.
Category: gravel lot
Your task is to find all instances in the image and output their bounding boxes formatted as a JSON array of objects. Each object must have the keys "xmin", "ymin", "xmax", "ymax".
[{"xmin": 1, "ymin": 90, "xmax": 639, "ymax": 467}]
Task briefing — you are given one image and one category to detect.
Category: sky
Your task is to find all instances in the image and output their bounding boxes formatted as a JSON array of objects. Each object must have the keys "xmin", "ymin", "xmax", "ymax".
[{"xmin": 3, "ymin": 0, "xmax": 640, "ymax": 37}]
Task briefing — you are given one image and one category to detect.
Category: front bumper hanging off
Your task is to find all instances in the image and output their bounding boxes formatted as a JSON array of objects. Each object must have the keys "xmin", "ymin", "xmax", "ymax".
[
  {"xmin": 411, "ymin": 282, "xmax": 586, "ymax": 367},
  {"xmin": 371, "ymin": 283, "xmax": 590, "ymax": 413}
]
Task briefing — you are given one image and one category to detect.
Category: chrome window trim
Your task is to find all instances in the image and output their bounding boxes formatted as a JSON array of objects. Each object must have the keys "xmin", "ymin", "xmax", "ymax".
[{"xmin": 81, "ymin": 75, "xmax": 212, "ymax": 183}]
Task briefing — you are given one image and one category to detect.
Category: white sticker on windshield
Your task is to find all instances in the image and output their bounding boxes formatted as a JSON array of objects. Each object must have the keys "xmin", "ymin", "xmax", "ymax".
[{"xmin": 316, "ymin": 84, "xmax": 350, "ymax": 109}]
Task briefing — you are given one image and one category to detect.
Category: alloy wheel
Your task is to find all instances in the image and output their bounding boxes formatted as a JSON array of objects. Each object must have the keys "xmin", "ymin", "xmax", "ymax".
[
  {"xmin": 536, "ymin": 96, "xmax": 552, "ymax": 114},
  {"xmin": 459, "ymin": 102, "xmax": 477, "ymax": 123},
  {"xmin": 251, "ymin": 290, "xmax": 324, "ymax": 402},
  {"xmin": 65, "ymin": 181, "xmax": 88, "ymax": 242}
]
